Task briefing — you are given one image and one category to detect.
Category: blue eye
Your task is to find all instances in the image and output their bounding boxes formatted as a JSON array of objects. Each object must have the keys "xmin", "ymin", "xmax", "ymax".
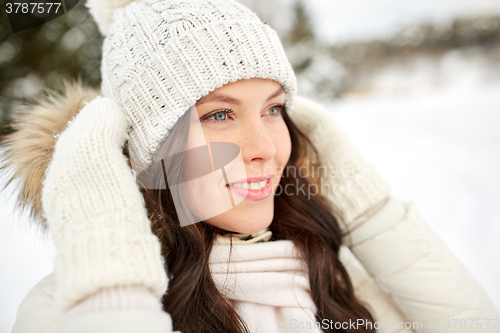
[
  {"xmin": 200, "ymin": 109, "xmax": 234, "ymax": 124},
  {"xmin": 211, "ymin": 111, "xmax": 228, "ymax": 121},
  {"xmin": 266, "ymin": 105, "xmax": 283, "ymax": 115}
]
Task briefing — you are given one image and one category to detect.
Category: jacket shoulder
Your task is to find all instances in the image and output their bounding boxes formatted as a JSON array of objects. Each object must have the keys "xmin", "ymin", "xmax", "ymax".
[
  {"xmin": 12, "ymin": 272, "xmax": 60, "ymax": 333},
  {"xmin": 339, "ymin": 245, "xmax": 416, "ymax": 332}
]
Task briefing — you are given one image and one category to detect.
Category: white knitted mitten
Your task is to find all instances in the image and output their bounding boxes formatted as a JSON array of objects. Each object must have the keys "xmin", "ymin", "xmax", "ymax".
[
  {"xmin": 42, "ymin": 97, "xmax": 168, "ymax": 313},
  {"xmin": 291, "ymin": 96, "xmax": 392, "ymax": 234}
]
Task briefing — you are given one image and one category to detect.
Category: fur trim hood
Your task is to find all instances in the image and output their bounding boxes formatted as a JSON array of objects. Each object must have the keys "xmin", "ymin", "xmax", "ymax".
[{"xmin": 0, "ymin": 80, "xmax": 101, "ymax": 231}]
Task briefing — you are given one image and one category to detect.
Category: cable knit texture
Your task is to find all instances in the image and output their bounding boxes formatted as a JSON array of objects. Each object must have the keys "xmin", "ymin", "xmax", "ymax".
[
  {"xmin": 41, "ymin": 96, "xmax": 168, "ymax": 313},
  {"xmin": 87, "ymin": 0, "xmax": 298, "ymax": 171}
]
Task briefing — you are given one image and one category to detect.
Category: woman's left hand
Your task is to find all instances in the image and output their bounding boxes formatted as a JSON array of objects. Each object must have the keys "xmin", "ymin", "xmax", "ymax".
[{"xmin": 290, "ymin": 96, "xmax": 391, "ymax": 235}]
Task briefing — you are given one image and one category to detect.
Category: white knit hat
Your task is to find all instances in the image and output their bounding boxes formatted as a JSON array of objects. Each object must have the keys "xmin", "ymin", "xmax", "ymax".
[{"xmin": 86, "ymin": 0, "xmax": 297, "ymax": 170}]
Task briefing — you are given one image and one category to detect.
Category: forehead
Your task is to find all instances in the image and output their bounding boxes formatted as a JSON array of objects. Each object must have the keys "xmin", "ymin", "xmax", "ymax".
[{"xmin": 197, "ymin": 79, "xmax": 285, "ymax": 105}]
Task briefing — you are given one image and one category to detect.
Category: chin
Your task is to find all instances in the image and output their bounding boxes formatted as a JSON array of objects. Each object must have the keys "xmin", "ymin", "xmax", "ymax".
[
  {"xmin": 206, "ymin": 202, "xmax": 274, "ymax": 234},
  {"xmin": 234, "ymin": 199, "xmax": 275, "ymax": 234},
  {"xmin": 205, "ymin": 210, "xmax": 273, "ymax": 234},
  {"xmin": 235, "ymin": 219, "xmax": 273, "ymax": 234}
]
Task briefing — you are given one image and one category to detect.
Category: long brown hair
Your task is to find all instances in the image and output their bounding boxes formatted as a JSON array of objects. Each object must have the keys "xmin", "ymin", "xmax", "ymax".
[{"xmin": 124, "ymin": 105, "xmax": 375, "ymax": 333}]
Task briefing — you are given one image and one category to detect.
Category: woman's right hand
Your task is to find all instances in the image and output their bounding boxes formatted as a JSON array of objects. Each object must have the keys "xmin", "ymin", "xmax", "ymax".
[{"xmin": 41, "ymin": 96, "xmax": 169, "ymax": 314}]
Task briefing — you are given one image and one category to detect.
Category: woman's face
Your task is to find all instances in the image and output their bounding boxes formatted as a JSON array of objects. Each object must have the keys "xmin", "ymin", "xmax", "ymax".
[{"xmin": 180, "ymin": 78, "xmax": 291, "ymax": 234}]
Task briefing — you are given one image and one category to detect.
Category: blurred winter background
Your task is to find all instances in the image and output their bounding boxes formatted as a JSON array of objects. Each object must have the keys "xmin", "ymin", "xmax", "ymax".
[{"xmin": 1, "ymin": 0, "xmax": 500, "ymax": 331}]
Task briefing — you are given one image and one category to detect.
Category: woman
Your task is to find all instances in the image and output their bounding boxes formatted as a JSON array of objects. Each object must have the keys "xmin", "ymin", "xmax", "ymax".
[{"xmin": 2, "ymin": 0, "xmax": 498, "ymax": 332}]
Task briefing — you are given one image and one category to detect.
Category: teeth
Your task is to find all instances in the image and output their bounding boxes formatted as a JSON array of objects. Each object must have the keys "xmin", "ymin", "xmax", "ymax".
[{"xmin": 231, "ymin": 179, "xmax": 268, "ymax": 190}]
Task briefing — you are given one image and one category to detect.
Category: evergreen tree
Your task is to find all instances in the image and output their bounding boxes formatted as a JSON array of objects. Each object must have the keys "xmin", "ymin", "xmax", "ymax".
[
  {"xmin": 285, "ymin": 0, "xmax": 314, "ymax": 46},
  {"xmin": 0, "ymin": 1, "xmax": 102, "ymax": 138}
]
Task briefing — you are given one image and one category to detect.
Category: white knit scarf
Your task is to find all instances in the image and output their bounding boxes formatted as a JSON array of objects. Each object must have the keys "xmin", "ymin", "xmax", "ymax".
[{"xmin": 210, "ymin": 231, "xmax": 323, "ymax": 333}]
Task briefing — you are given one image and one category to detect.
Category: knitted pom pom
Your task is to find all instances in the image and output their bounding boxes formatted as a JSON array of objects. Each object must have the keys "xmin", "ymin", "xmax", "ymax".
[{"xmin": 86, "ymin": 0, "xmax": 137, "ymax": 36}]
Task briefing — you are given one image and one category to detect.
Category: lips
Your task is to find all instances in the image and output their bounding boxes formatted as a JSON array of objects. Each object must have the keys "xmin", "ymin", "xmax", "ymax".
[
  {"xmin": 228, "ymin": 175, "xmax": 273, "ymax": 184},
  {"xmin": 226, "ymin": 175, "xmax": 274, "ymax": 200}
]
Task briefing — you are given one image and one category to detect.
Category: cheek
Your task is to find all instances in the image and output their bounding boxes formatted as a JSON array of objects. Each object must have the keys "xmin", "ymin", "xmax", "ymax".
[{"xmin": 272, "ymin": 121, "xmax": 292, "ymax": 168}]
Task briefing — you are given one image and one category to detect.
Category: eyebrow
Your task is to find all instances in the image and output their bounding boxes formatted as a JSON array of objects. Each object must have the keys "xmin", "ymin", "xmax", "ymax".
[{"xmin": 196, "ymin": 86, "xmax": 285, "ymax": 106}]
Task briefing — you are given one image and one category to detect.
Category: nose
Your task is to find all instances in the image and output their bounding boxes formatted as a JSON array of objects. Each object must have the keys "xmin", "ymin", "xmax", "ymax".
[{"xmin": 240, "ymin": 118, "xmax": 276, "ymax": 164}]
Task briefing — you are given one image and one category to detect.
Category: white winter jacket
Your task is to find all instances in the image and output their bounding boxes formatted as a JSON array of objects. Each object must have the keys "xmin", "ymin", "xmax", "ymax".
[{"xmin": 11, "ymin": 197, "xmax": 499, "ymax": 333}]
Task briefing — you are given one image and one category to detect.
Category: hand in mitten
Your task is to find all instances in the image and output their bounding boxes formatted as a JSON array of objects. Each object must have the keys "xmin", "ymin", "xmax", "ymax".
[
  {"xmin": 290, "ymin": 96, "xmax": 391, "ymax": 238},
  {"xmin": 41, "ymin": 97, "xmax": 168, "ymax": 314}
]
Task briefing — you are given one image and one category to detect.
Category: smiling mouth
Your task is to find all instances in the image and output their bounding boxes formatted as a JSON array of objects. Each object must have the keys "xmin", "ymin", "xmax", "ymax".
[
  {"xmin": 228, "ymin": 179, "xmax": 268, "ymax": 190},
  {"xmin": 225, "ymin": 178, "xmax": 273, "ymax": 201}
]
